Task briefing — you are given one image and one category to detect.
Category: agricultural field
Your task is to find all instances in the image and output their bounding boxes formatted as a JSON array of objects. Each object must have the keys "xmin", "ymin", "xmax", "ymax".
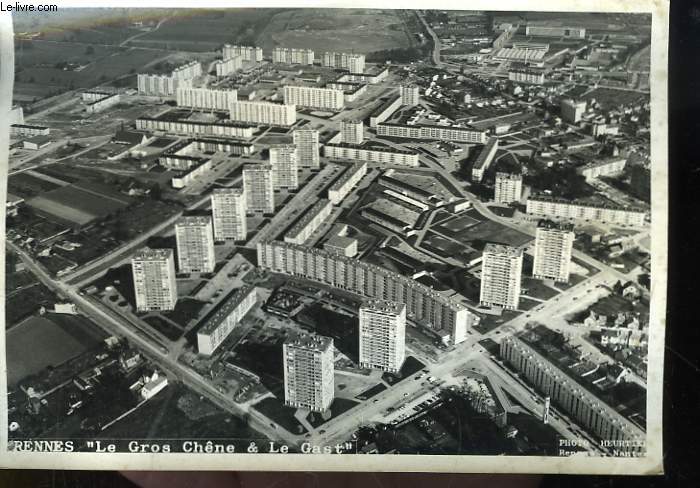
[
  {"xmin": 6, "ymin": 314, "xmax": 106, "ymax": 387},
  {"xmin": 259, "ymin": 9, "xmax": 414, "ymax": 53}
]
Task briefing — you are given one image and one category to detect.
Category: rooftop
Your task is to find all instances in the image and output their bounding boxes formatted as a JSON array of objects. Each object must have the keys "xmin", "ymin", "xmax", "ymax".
[
  {"xmin": 197, "ymin": 285, "xmax": 257, "ymax": 336},
  {"xmin": 284, "ymin": 332, "xmax": 333, "ymax": 353},
  {"xmin": 537, "ymin": 219, "xmax": 574, "ymax": 232},
  {"xmin": 133, "ymin": 247, "xmax": 173, "ymax": 261},
  {"xmin": 326, "ymin": 142, "xmax": 417, "ymax": 156},
  {"xmin": 176, "ymin": 216, "xmax": 212, "ymax": 227},
  {"xmin": 528, "ymin": 194, "xmax": 646, "ymax": 213},
  {"xmin": 360, "ymin": 299, "xmax": 406, "ymax": 315},
  {"xmin": 286, "ymin": 199, "xmax": 332, "ymax": 238},
  {"xmin": 483, "ymin": 243, "xmax": 523, "ymax": 257},
  {"xmin": 328, "ymin": 161, "xmax": 367, "ymax": 192}
]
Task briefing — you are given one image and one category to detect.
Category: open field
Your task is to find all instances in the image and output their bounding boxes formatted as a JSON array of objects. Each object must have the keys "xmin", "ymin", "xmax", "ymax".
[
  {"xmin": 6, "ymin": 314, "xmax": 106, "ymax": 387},
  {"xmin": 259, "ymin": 9, "xmax": 413, "ymax": 53}
]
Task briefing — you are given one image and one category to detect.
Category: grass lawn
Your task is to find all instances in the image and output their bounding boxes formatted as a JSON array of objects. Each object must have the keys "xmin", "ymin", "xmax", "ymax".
[
  {"xmin": 521, "ymin": 277, "xmax": 560, "ymax": 301},
  {"xmin": 306, "ymin": 398, "xmax": 359, "ymax": 428},
  {"xmin": 518, "ymin": 298, "xmax": 540, "ymax": 311},
  {"xmin": 475, "ymin": 310, "xmax": 519, "ymax": 334},
  {"xmin": 162, "ymin": 298, "xmax": 208, "ymax": 328},
  {"xmin": 143, "ymin": 316, "xmax": 183, "ymax": 341},
  {"xmin": 253, "ymin": 397, "xmax": 307, "ymax": 435}
]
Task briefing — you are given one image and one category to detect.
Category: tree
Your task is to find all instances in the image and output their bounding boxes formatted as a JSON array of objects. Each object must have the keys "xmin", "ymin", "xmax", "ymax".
[{"xmin": 149, "ymin": 183, "xmax": 162, "ymax": 200}]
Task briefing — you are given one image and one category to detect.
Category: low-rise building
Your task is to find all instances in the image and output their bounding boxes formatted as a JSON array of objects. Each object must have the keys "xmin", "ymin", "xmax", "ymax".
[
  {"xmin": 324, "ymin": 235, "xmax": 358, "ymax": 257},
  {"xmin": 197, "ymin": 285, "xmax": 258, "ymax": 356},
  {"xmin": 377, "ymin": 122, "xmax": 487, "ymax": 144},
  {"xmin": 283, "ymin": 85, "xmax": 344, "ymax": 111},
  {"xmin": 526, "ymin": 195, "xmax": 647, "ymax": 227},
  {"xmin": 323, "ymin": 143, "xmax": 418, "ymax": 167},
  {"xmin": 229, "ymin": 100, "xmax": 296, "ymax": 126}
]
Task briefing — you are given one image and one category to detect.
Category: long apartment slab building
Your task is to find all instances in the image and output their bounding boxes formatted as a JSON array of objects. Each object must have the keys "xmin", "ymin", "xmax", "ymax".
[
  {"xmin": 526, "ymin": 195, "xmax": 647, "ymax": 227},
  {"xmin": 197, "ymin": 284, "xmax": 258, "ymax": 356},
  {"xmin": 283, "ymin": 85, "xmax": 344, "ymax": 111},
  {"xmin": 326, "ymin": 161, "xmax": 368, "ymax": 205},
  {"xmin": 137, "ymin": 61, "xmax": 201, "ymax": 96},
  {"xmin": 283, "ymin": 332, "xmax": 334, "ymax": 412},
  {"xmin": 176, "ymin": 87, "xmax": 238, "ymax": 111},
  {"xmin": 257, "ymin": 241, "xmax": 480, "ymax": 345},
  {"xmin": 323, "ymin": 143, "xmax": 419, "ymax": 167},
  {"xmin": 272, "ymin": 47, "xmax": 314, "ymax": 65},
  {"xmin": 222, "ymin": 44, "xmax": 263, "ymax": 62},
  {"xmin": 472, "ymin": 137, "xmax": 500, "ymax": 182},
  {"xmin": 376, "ymin": 122, "xmax": 488, "ymax": 144},
  {"xmin": 136, "ymin": 116, "xmax": 255, "ymax": 139},
  {"xmin": 131, "ymin": 248, "xmax": 178, "ymax": 312},
  {"xmin": 369, "ymin": 94, "xmax": 403, "ymax": 127},
  {"xmin": 500, "ymin": 335, "xmax": 645, "ymax": 448},
  {"xmin": 284, "ymin": 198, "xmax": 333, "ymax": 245},
  {"xmin": 229, "ymin": 100, "xmax": 296, "ymax": 126}
]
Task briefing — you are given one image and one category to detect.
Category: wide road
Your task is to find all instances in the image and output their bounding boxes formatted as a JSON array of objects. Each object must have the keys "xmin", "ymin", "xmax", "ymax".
[{"xmin": 416, "ymin": 12, "xmax": 442, "ymax": 66}]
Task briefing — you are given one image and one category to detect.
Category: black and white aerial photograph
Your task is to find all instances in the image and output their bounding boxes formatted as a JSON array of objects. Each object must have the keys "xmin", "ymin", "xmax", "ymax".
[{"xmin": 1, "ymin": 3, "xmax": 666, "ymax": 473}]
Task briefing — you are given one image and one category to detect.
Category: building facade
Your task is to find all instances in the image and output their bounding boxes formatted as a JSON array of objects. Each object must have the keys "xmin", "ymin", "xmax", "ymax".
[
  {"xmin": 137, "ymin": 74, "xmax": 192, "ymax": 97},
  {"xmin": 214, "ymin": 55, "xmax": 243, "ymax": 77},
  {"xmin": 243, "ymin": 164, "xmax": 275, "ymax": 214},
  {"xmin": 197, "ymin": 285, "xmax": 258, "ymax": 356},
  {"xmin": 494, "ymin": 172, "xmax": 523, "ymax": 204},
  {"xmin": 323, "ymin": 143, "xmax": 419, "ymax": 167},
  {"xmin": 283, "ymin": 85, "xmax": 345, "ymax": 111},
  {"xmin": 222, "ymin": 44, "xmax": 263, "ymax": 62},
  {"xmin": 399, "ymin": 84, "xmax": 420, "ymax": 106},
  {"xmin": 533, "ymin": 220, "xmax": 574, "ymax": 283},
  {"xmin": 525, "ymin": 25, "xmax": 586, "ymax": 38},
  {"xmin": 211, "ymin": 188, "xmax": 247, "ymax": 242},
  {"xmin": 176, "ymin": 87, "xmax": 238, "ymax": 111},
  {"xmin": 283, "ymin": 333, "xmax": 335, "ymax": 412},
  {"xmin": 135, "ymin": 117, "xmax": 255, "ymax": 139},
  {"xmin": 269, "ymin": 144, "xmax": 299, "ymax": 189},
  {"xmin": 369, "ymin": 94, "xmax": 402, "ymax": 127},
  {"xmin": 321, "ymin": 52, "xmax": 365, "ymax": 73},
  {"xmin": 479, "ymin": 243, "xmax": 523, "ymax": 310},
  {"xmin": 257, "ymin": 241, "xmax": 480, "ymax": 344},
  {"xmin": 376, "ymin": 122, "xmax": 488, "ymax": 144},
  {"xmin": 341, "ymin": 120, "xmax": 364, "ymax": 144},
  {"xmin": 293, "ymin": 128, "xmax": 320, "ymax": 169},
  {"xmin": 131, "ymin": 248, "xmax": 178, "ymax": 312},
  {"xmin": 561, "ymin": 99, "xmax": 587, "ymax": 123},
  {"xmin": 229, "ymin": 100, "xmax": 297, "ymax": 126},
  {"xmin": 174, "ymin": 216, "xmax": 216, "ymax": 274},
  {"xmin": 272, "ymin": 47, "xmax": 314, "ymax": 65},
  {"xmin": 359, "ymin": 299, "xmax": 406, "ymax": 373},
  {"xmin": 526, "ymin": 195, "xmax": 647, "ymax": 227}
]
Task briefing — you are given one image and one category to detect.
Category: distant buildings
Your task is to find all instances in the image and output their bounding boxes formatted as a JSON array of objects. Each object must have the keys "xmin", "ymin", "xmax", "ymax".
[
  {"xmin": 471, "ymin": 137, "xmax": 499, "ymax": 182},
  {"xmin": 284, "ymin": 199, "xmax": 332, "ymax": 245},
  {"xmin": 377, "ymin": 123, "xmax": 487, "ymax": 144},
  {"xmin": 508, "ymin": 63, "xmax": 545, "ymax": 85},
  {"xmin": 131, "ymin": 248, "xmax": 178, "ymax": 312},
  {"xmin": 197, "ymin": 285, "xmax": 258, "ymax": 356},
  {"xmin": 269, "ymin": 144, "xmax": 299, "ymax": 190},
  {"xmin": 399, "ymin": 84, "xmax": 420, "ymax": 107},
  {"xmin": 176, "ymin": 87, "xmax": 238, "ymax": 111},
  {"xmin": 340, "ymin": 119, "xmax": 364, "ymax": 144},
  {"xmin": 293, "ymin": 128, "xmax": 320, "ymax": 169},
  {"xmin": 479, "ymin": 243, "xmax": 523, "ymax": 310},
  {"xmin": 135, "ymin": 117, "xmax": 255, "ymax": 139},
  {"xmin": 229, "ymin": 100, "xmax": 297, "ymax": 126},
  {"xmin": 243, "ymin": 163, "xmax": 275, "ymax": 214},
  {"xmin": 211, "ymin": 188, "xmax": 247, "ymax": 241},
  {"xmin": 321, "ymin": 52, "xmax": 365, "ymax": 73},
  {"xmin": 526, "ymin": 195, "xmax": 646, "ymax": 227},
  {"xmin": 561, "ymin": 99, "xmax": 587, "ymax": 123},
  {"xmin": 532, "ymin": 220, "xmax": 575, "ymax": 283},
  {"xmin": 214, "ymin": 55, "xmax": 243, "ymax": 77},
  {"xmin": 272, "ymin": 47, "xmax": 314, "ymax": 65},
  {"xmin": 174, "ymin": 216, "xmax": 216, "ymax": 274},
  {"xmin": 500, "ymin": 335, "xmax": 645, "ymax": 447},
  {"xmin": 323, "ymin": 143, "xmax": 419, "ymax": 167},
  {"xmin": 137, "ymin": 61, "xmax": 201, "ymax": 96},
  {"xmin": 494, "ymin": 172, "xmax": 523, "ymax": 204},
  {"xmin": 283, "ymin": 332, "xmax": 335, "ymax": 412},
  {"xmin": 525, "ymin": 24, "xmax": 586, "ymax": 39},
  {"xmin": 223, "ymin": 44, "xmax": 263, "ymax": 62},
  {"xmin": 326, "ymin": 161, "xmax": 367, "ymax": 205},
  {"xmin": 283, "ymin": 85, "xmax": 345, "ymax": 111},
  {"xmin": 82, "ymin": 91, "xmax": 120, "ymax": 113},
  {"xmin": 578, "ymin": 158, "xmax": 627, "ymax": 181},
  {"xmin": 257, "ymin": 241, "xmax": 480, "ymax": 345},
  {"xmin": 10, "ymin": 124, "xmax": 50, "ymax": 137},
  {"xmin": 359, "ymin": 299, "xmax": 406, "ymax": 373}
]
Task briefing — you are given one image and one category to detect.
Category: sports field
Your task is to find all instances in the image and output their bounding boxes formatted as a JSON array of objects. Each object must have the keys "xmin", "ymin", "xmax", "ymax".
[{"xmin": 6, "ymin": 314, "xmax": 106, "ymax": 387}]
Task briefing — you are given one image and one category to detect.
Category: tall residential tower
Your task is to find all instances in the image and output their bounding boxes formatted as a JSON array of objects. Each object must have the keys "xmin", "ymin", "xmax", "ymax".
[
  {"xmin": 131, "ymin": 248, "xmax": 178, "ymax": 312},
  {"xmin": 174, "ymin": 216, "xmax": 216, "ymax": 274},
  {"xmin": 479, "ymin": 243, "xmax": 523, "ymax": 310},
  {"xmin": 283, "ymin": 333, "xmax": 335, "ymax": 412},
  {"xmin": 211, "ymin": 188, "xmax": 247, "ymax": 241},
  {"xmin": 359, "ymin": 299, "xmax": 406, "ymax": 373},
  {"xmin": 533, "ymin": 220, "xmax": 575, "ymax": 282}
]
